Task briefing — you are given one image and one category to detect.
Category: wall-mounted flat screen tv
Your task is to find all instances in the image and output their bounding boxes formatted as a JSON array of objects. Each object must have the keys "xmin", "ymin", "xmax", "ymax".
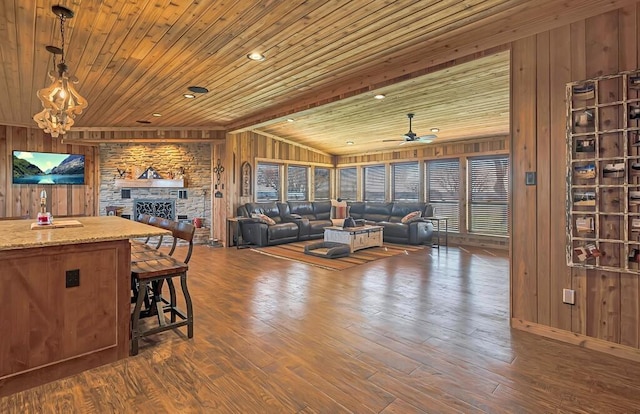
[{"xmin": 12, "ymin": 150, "xmax": 85, "ymax": 185}]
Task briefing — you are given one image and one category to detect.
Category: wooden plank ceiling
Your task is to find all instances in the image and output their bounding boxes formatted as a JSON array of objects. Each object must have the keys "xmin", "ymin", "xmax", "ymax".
[{"xmin": 0, "ymin": 0, "xmax": 634, "ymax": 155}]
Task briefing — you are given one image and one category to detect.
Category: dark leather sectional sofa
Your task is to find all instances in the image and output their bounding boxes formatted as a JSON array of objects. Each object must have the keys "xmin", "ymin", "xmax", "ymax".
[{"xmin": 237, "ymin": 200, "xmax": 434, "ymax": 247}]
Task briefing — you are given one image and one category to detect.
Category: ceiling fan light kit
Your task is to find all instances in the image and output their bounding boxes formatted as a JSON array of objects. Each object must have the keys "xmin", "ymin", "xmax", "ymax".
[{"xmin": 382, "ymin": 113, "xmax": 438, "ymax": 145}]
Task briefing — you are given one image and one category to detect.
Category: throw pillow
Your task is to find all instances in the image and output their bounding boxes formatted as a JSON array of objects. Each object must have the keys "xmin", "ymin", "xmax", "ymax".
[
  {"xmin": 251, "ymin": 213, "xmax": 276, "ymax": 225},
  {"xmin": 401, "ymin": 210, "xmax": 422, "ymax": 224},
  {"xmin": 331, "ymin": 205, "xmax": 349, "ymax": 219}
]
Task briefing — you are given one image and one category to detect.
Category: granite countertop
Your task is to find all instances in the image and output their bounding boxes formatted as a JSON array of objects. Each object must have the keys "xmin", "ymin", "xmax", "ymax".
[{"xmin": 0, "ymin": 216, "xmax": 170, "ymax": 251}]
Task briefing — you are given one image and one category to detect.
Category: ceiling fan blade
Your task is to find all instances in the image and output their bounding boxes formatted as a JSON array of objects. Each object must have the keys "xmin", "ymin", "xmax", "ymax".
[{"xmin": 416, "ymin": 134, "xmax": 437, "ymax": 141}]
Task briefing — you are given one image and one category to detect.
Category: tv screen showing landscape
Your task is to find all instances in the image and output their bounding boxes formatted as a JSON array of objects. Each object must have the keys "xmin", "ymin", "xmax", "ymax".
[{"xmin": 12, "ymin": 151, "xmax": 85, "ymax": 185}]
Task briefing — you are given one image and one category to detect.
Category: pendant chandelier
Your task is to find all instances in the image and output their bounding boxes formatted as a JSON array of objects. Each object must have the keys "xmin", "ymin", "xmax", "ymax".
[{"xmin": 33, "ymin": 5, "xmax": 87, "ymax": 138}]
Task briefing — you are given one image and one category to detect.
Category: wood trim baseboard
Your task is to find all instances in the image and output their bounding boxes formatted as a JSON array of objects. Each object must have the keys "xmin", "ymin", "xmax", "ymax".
[{"xmin": 511, "ymin": 318, "xmax": 640, "ymax": 363}]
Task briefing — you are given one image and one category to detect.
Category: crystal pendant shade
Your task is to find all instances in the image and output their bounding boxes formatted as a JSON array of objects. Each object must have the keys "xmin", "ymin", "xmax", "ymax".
[{"xmin": 33, "ymin": 6, "xmax": 87, "ymax": 138}]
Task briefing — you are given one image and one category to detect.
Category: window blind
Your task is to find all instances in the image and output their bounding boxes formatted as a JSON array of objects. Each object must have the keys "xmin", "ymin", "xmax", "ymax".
[
  {"xmin": 287, "ymin": 165, "xmax": 308, "ymax": 201},
  {"xmin": 468, "ymin": 156, "xmax": 509, "ymax": 235},
  {"xmin": 256, "ymin": 162, "xmax": 280, "ymax": 201},
  {"xmin": 314, "ymin": 167, "xmax": 330, "ymax": 200},
  {"xmin": 339, "ymin": 168, "xmax": 357, "ymax": 200},
  {"xmin": 363, "ymin": 165, "xmax": 385, "ymax": 201},
  {"xmin": 392, "ymin": 162, "xmax": 419, "ymax": 201},
  {"xmin": 426, "ymin": 159, "xmax": 460, "ymax": 232}
]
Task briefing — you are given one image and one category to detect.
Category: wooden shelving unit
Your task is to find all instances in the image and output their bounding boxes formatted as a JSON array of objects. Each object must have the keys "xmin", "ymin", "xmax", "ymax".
[
  {"xmin": 114, "ymin": 178, "xmax": 185, "ymax": 188},
  {"xmin": 566, "ymin": 70, "xmax": 640, "ymax": 274}
]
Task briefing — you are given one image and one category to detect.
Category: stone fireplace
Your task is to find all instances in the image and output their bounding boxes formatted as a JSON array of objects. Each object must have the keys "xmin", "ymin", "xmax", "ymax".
[{"xmin": 99, "ymin": 142, "xmax": 212, "ymax": 244}]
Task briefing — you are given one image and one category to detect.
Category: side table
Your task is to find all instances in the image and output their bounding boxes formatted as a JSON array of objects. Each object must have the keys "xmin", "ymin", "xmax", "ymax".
[
  {"xmin": 425, "ymin": 216, "xmax": 448, "ymax": 248},
  {"xmin": 226, "ymin": 217, "xmax": 252, "ymax": 248}
]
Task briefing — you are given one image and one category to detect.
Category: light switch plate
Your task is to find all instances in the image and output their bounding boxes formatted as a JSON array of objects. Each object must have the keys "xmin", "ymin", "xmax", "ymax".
[
  {"xmin": 525, "ymin": 171, "xmax": 537, "ymax": 185},
  {"xmin": 562, "ymin": 288, "xmax": 575, "ymax": 305}
]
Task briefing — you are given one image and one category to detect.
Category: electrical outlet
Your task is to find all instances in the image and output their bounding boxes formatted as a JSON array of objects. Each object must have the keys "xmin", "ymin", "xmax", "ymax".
[
  {"xmin": 66, "ymin": 269, "xmax": 80, "ymax": 288},
  {"xmin": 562, "ymin": 288, "xmax": 575, "ymax": 305}
]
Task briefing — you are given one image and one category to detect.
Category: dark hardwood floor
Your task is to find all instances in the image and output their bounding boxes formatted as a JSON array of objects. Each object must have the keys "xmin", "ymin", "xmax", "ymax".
[{"xmin": 2, "ymin": 244, "xmax": 640, "ymax": 413}]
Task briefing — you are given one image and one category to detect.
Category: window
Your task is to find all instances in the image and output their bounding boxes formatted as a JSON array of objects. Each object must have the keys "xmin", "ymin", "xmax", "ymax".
[
  {"xmin": 363, "ymin": 165, "xmax": 385, "ymax": 201},
  {"xmin": 287, "ymin": 165, "xmax": 308, "ymax": 201},
  {"xmin": 426, "ymin": 159, "xmax": 460, "ymax": 232},
  {"xmin": 338, "ymin": 168, "xmax": 357, "ymax": 200},
  {"xmin": 256, "ymin": 162, "xmax": 281, "ymax": 201},
  {"xmin": 468, "ymin": 156, "xmax": 509, "ymax": 236},
  {"xmin": 314, "ymin": 167, "xmax": 330, "ymax": 200},
  {"xmin": 392, "ymin": 162, "xmax": 419, "ymax": 201}
]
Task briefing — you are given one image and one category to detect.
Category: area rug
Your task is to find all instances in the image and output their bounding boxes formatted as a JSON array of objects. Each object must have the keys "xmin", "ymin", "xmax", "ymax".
[{"xmin": 251, "ymin": 240, "xmax": 425, "ymax": 271}]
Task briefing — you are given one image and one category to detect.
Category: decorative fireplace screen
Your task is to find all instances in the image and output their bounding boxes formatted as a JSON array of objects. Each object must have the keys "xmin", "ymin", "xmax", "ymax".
[{"xmin": 134, "ymin": 199, "xmax": 175, "ymax": 220}]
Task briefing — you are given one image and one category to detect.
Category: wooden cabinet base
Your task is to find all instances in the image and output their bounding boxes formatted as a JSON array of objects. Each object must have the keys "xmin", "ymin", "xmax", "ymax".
[{"xmin": 0, "ymin": 240, "xmax": 131, "ymax": 397}]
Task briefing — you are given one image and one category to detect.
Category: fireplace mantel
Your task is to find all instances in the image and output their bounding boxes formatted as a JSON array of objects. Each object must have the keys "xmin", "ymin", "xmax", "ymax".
[{"xmin": 114, "ymin": 178, "xmax": 185, "ymax": 188}]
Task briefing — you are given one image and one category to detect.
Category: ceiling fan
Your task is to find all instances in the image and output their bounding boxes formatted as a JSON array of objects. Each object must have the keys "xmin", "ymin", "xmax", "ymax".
[{"xmin": 383, "ymin": 113, "xmax": 437, "ymax": 144}]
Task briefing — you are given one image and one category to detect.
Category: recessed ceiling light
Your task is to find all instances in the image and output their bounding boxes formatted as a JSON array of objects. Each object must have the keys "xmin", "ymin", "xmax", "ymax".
[
  {"xmin": 431, "ymin": 128, "xmax": 440, "ymax": 133},
  {"xmin": 247, "ymin": 52, "xmax": 265, "ymax": 61},
  {"xmin": 346, "ymin": 141, "xmax": 354, "ymax": 145},
  {"xmin": 152, "ymin": 113, "xmax": 162, "ymax": 117},
  {"xmin": 374, "ymin": 94, "xmax": 385, "ymax": 99},
  {"xmin": 136, "ymin": 120, "xmax": 151, "ymax": 124},
  {"xmin": 183, "ymin": 93, "xmax": 196, "ymax": 99},
  {"xmin": 286, "ymin": 118, "xmax": 295, "ymax": 122},
  {"xmin": 187, "ymin": 86, "xmax": 209, "ymax": 94}
]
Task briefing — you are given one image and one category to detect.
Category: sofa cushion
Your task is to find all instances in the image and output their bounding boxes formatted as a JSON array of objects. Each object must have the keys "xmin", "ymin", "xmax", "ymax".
[
  {"xmin": 382, "ymin": 222, "xmax": 410, "ymax": 238},
  {"xmin": 363, "ymin": 202, "xmax": 393, "ymax": 222},
  {"xmin": 267, "ymin": 222, "xmax": 299, "ymax": 240},
  {"xmin": 390, "ymin": 202, "xmax": 427, "ymax": 222},
  {"xmin": 288, "ymin": 201, "xmax": 315, "ymax": 218},
  {"xmin": 313, "ymin": 201, "xmax": 331, "ymax": 220},
  {"xmin": 348, "ymin": 202, "xmax": 365, "ymax": 219}
]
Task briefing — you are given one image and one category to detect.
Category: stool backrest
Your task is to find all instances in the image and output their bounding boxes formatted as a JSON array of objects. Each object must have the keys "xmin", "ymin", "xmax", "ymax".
[
  {"xmin": 170, "ymin": 222, "xmax": 195, "ymax": 264},
  {"xmin": 137, "ymin": 214, "xmax": 151, "ymax": 224},
  {"xmin": 146, "ymin": 216, "xmax": 166, "ymax": 248}
]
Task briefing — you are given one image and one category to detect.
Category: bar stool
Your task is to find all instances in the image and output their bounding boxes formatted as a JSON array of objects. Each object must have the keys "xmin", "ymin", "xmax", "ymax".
[{"xmin": 130, "ymin": 221, "xmax": 195, "ymax": 355}]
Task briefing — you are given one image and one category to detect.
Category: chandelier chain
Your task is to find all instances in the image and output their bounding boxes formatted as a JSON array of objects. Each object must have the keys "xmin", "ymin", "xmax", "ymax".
[{"xmin": 59, "ymin": 13, "xmax": 66, "ymax": 64}]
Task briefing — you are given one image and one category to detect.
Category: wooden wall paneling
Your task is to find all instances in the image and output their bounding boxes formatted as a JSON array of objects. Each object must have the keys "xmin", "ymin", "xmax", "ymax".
[
  {"xmin": 511, "ymin": 36, "xmax": 539, "ymax": 322},
  {"xmin": 586, "ymin": 10, "xmax": 622, "ymax": 343},
  {"xmin": 549, "ymin": 25, "xmax": 574, "ymax": 331},
  {"xmin": 569, "ymin": 19, "xmax": 589, "ymax": 336},
  {"xmin": 0, "ymin": 126, "xmax": 6, "ymax": 217},
  {"xmin": 13, "ymin": 127, "xmax": 29, "ymax": 217},
  {"xmin": 213, "ymin": 142, "xmax": 227, "ymax": 243},
  {"xmin": 627, "ymin": 3, "xmax": 640, "ymax": 343},
  {"xmin": 4, "ymin": 126, "xmax": 13, "ymax": 218},
  {"xmin": 536, "ymin": 31, "xmax": 552, "ymax": 326},
  {"xmin": 90, "ymin": 146, "xmax": 99, "ymax": 216},
  {"xmin": 24, "ymin": 129, "xmax": 37, "ymax": 217},
  {"xmin": 618, "ymin": 4, "xmax": 640, "ymax": 348},
  {"xmin": 51, "ymin": 139, "xmax": 68, "ymax": 217},
  {"xmin": 71, "ymin": 144, "xmax": 84, "ymax": 216}
]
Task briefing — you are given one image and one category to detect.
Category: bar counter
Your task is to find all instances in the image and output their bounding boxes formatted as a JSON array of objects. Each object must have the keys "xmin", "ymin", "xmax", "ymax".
[
  {"xmin": 0, "ymin": 216, "xmax": 168, "ymax": 250},
  {"xmin": 0, "ymin": 216, "xmax": 170, "ymax": 397}
]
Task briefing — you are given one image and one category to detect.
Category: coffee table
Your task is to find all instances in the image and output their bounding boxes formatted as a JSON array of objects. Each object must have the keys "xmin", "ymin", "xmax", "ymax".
[{"xmin": 323, "ymin": 225, "xmax": 383, "ymax": 252}]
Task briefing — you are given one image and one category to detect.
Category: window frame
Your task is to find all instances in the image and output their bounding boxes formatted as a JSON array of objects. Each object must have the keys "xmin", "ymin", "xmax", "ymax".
[
  {"xmin": 467, "ymin": 155, "xmax": 509, "ymax": 236},
  {"xmin": 313, "ymin": 166, "xmax": 331, "ymax": 200},
  {"xmin": 255, "ymin": 162, "xmax": 282, "ymax": 202},
  {"xmin": 425, "ymin": 158, "xmax": 460, "ymax": 233},
  {"xmin": 338, "ymin": 167, "xmax": 357, "ymax": 201},
  {"xmin": 392, "ymin": 161, "xmax": 420, "ymax": 201},
  {"xmin": 286, "ymin": 164, "xmax": 309, "ymax": 201}
]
